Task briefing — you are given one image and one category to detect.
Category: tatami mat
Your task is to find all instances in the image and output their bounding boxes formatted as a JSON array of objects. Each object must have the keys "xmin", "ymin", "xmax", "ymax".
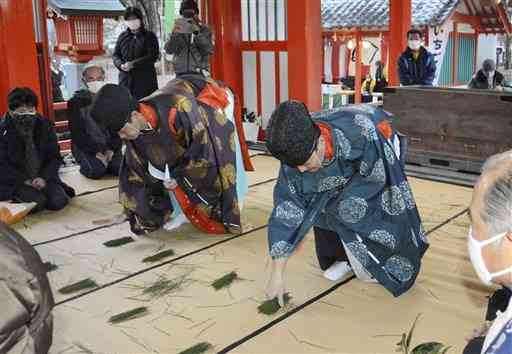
[{"xmin": 13, "ymin": 156, "xmax": 489, "ymax": 354}]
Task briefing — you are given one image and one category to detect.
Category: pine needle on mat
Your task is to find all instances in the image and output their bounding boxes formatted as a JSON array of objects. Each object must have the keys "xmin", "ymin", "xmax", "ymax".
[
  {"xmin": 109, "ymin": 306, "xmax": 149, "ymax": 324},
  {"xmin": 43, "ymin": 261, "xmax": 58, "ymax": 273},
  {"xmin": 143, "ymin": 279, "xmax": 181, "ymax": 298},
  {"xmin": 103, "ymin": 237, "xmax": 135, "ymax": 248},
  {"xmin": 142, "ymin": 249, "xmax": 176, "ymax": 263},
  {"xmin": 211, "ymin": 271, "xmax": 239, "ymax": 291},
  {"xmin": 178, "ymin": 342, "xmax": 213, "ymax": 354},
  {"xmin": 258, "ymin": 293, "xmax": 291, "ymax": 315},
  {"xmin": 58, "ymin": 278, "xmax": 98, "ymax": 294}
]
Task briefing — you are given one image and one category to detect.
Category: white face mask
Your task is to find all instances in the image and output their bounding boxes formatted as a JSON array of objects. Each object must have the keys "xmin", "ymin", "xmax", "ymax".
[
  {"xmin": 126, "ymin": 19, "xmax": 141, "ymax": 31},
  {"xmin": 467, "ymin": 226, "xmax": 512, "ymax": 286},
  {"xmin": 87, "ymin": 81, "xmax": 106, "ymax": 94},
  {"xmin": 408, "ymin": 40, "xmax": 421, "ymax": 51}
]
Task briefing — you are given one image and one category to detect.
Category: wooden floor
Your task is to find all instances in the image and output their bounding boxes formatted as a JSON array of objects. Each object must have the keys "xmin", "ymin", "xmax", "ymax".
[{"xmin": 16, "ymin": 155, "xmax": 492, "ymax": 354}]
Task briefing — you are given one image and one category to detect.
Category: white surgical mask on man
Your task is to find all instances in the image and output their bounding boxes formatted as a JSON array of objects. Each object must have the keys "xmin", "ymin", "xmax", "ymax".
[
  {"xmin": 467, "ymin": 227, "xmax": 512, "ymax": 286},
  {"xmin": 87, "ymin": 81, "xmax": 106, "ymax": 94},
  {"xmin": 126, "ymin": 19, "xmax": 141, "ymax": 31},
  {"xmin": 408, "ymin": 40, "xmax": 421, "ymax": 51}
]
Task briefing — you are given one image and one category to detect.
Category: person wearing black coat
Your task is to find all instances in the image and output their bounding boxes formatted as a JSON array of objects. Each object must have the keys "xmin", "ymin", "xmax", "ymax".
[
  {"xmin": 468, "ymin": 59, "xmax": 505, "ymax": 90},
  {"xmin": 113, "ymin": 7, "xmax": 160, "ymax": 100},
  {"xmin": 0, "ymin": 88, "xmax": 75, "ymax": 212},
  {"xmin": 68, "ymin": 64, "xmax": 123, "ymax": 179},
  {"xmin": 398, "ymin": 29, "xmax": 436, "ymax": 86}
]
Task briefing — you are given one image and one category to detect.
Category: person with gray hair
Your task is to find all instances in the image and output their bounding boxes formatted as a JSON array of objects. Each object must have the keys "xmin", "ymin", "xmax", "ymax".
[
  {"xmin": 468, "ymin": 59, "xmax": 505, "ymax": 90},
  {"xmin": 464, "ymin": 151, "xmax": 512, "ymax": 354},
  {"xmin": 67, "ymin": 63, "xmax": 123, "ymax": 179}
]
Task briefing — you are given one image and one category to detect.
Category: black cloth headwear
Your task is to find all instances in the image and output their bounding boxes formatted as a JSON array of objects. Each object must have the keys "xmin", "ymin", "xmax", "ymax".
[
  {"xmin": 124, "ymin": 7, "xmax": 143, "ymax": 21},
  {"xmin": 265, "ymin": 100, "xmax": 320, "ymax": 167},
  {"xmin": 91, "ymin": 84, "xmax": 139, "ymax": 133},
  {"xmin": 180, "ymin": 0, "xmax": 199, "ymax": 17}
]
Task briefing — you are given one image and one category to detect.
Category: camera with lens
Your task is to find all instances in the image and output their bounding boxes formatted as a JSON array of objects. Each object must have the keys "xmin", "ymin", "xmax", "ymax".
[{"xmin": 174, "ymin": 17, "xmax": 197, "ymax": 34}]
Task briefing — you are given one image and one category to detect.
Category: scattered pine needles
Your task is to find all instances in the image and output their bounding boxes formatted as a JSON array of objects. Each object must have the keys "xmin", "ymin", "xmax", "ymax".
[
  {"xmin": 58, "ymin": 278, "xmax": 98, "ymax": 294},
  {"xmin": 143, "ymin": 279, "xmax": 182, "ymax": 298},
  {"xmin": 103, "ymin": 237, "xmax": 135, "ymax": 248},
  {"xmin": 109, "ymin": 306, "xmax": 149, "ymax": 324},
  {"xmin": 178, "ymin": 342, "xmax": 212, "ymax": 354},
  {"xmin": 211, "ymin": 271, "xmax": 239, "ymax": 291},
  {"xmin": 142, "ymin": 249, "xmax": 176, "ymax": 263},
  {"xmin": 258, "ymin": 293, "xmax": 291, "ymax": 315}
]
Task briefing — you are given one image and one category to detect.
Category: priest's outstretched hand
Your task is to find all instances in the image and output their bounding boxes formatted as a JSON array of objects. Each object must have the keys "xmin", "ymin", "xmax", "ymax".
[{"xmin": 265, "ymin": 258, "xmax": 288, "ymax": 307}]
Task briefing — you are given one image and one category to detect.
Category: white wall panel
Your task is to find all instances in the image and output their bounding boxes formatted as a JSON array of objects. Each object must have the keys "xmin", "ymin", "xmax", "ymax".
[
  {"xmin": 276, "ymin": 0, "xmax": 286, "ymax": 40},
  {"xmin": 242, "ymin": 51, "xmax": 258, "ymax": 116},
  {"xmin": 267, "ymin": 0, "xmax": 276, "ymax": 41},
  {"xmin": 258, "ymin": 0, "xmax": 267, "ymax": 41},
  {"xmin": 241, "ymin": 0, "xmax": 249, "ymax": 41},
  {"xmin": 260, "ymin": 51, "xmax": 276, "ymax": 128},
  {"xmin": 249, "ymin": 0, "xmax": 257, "ymax": 41},
  {"xmin": 279, "ymin": 51, "xmax": 288, "ymax": 102}
]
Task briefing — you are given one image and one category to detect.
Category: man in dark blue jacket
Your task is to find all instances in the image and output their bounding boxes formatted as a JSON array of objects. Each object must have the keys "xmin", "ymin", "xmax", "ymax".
[
  {"xmin": 398, "ymin": 29, "xmax": 436, "ymax": 86},
  {"xmin": 0, "ymin": 88, "xmax": 75, "ymax": 212}
]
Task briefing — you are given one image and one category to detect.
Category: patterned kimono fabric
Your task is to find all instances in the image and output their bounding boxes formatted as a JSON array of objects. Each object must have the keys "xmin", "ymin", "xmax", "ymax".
[
  {"xmin": 268, "ymin": 105, "xmax": 428, "ymax": 297},
  {"xmin": 119, "ymin": 77, "xmax": 242, "ymax": 235}
]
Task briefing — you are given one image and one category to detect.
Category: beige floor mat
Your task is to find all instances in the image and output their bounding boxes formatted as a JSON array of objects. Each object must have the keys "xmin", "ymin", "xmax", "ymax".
[
  {"xmin": 12, "ymin": 188, "xmax": 122, "ymax": 244},
  {"xmin": 41, "ymin": 183, "xmax": 272, "ymax": 304},
  {"xmin": 235, "ymin": 215, "xmax": 491, "ymax": 354},
  {"xmin": 59, "ymin": 166, "xmax": 118, "ymax": 195},
  {"xmin": 11, "ymin": 156, "xmax": 479, "ymax": 353},
  {"xmin": 13, "ymin": 156, "xmax": 279, "ymax": 244},
  {"xmin": 35, "ymin": 162, "xmax": 485, "ymax": 354}
]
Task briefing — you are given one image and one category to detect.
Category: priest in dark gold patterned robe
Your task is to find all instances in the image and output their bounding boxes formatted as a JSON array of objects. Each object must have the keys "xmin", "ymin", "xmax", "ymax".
[{"xmin": 90, "ymin": 74, "xmax": 253, "ymax": 235}]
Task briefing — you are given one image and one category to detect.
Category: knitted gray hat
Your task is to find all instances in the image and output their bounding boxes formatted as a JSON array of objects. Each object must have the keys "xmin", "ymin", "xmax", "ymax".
[{"xmin": 265, "ymin": 100, "xmax": 320, "ymax": 167}]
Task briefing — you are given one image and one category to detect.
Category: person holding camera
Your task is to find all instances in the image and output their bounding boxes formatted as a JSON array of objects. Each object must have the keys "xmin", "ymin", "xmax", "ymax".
[{"xmin": 164, "ymin": 0, "xmax": 213, "ymax": 76}]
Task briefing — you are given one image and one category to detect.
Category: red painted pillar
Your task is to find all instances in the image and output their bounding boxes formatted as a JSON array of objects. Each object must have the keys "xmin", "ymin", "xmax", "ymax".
[
  {"xmin": 0, "ymin": 0, "xmax": 47, "ymax": 115},
  {"xmin": 354, "ymin": 32, "xmax": 362, "ymax": 104},
  {"xmin": 332, "ymin": 40, "xmax": 341, "ymax": 82},
  {"xmin": 287, "ymin": 0, "xmax": 322, "ymax": 111},
  {"xmin": 388, "ymin": 0, "xmax": 411, "ymax": 86},
  {"xmin": 381, "ymin": 33, "xmax": 389, "ymax": 71},
  {"xmin": 207, "ymin": 0, "xmax": 243, "ymax": 102}
]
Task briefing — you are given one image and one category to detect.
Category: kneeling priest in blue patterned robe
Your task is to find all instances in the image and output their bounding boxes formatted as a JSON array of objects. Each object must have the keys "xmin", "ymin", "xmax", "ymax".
[{"xmin": 264, "ymin": 101, "xmax": 428, "ymax": 304}]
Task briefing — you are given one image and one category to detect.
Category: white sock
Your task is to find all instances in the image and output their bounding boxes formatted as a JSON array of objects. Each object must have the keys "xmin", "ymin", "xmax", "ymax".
[
  {"xmin": 323, "ymin": 261, "xmax": 353, "ymax": 281},
  {"xmin": 163, "ymin": 213, "xmax": 190, "ymax": 231}
]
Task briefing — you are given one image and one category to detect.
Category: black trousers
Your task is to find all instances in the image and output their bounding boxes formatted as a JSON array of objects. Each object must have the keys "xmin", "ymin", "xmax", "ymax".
[
  {"xmin": 13, "ymin": 181, "xmax": 70, "ymax": 213},
  {"xmin": 313, "ymin": 226, "xmax": 350, "ymax": 270},
  {"xmin": 463, "ymin": 337, "xmax": 485, "ymax": 354},
  {"xmin": 79, "ymin": 150, "xmax": 123, "ymax": 180}
]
